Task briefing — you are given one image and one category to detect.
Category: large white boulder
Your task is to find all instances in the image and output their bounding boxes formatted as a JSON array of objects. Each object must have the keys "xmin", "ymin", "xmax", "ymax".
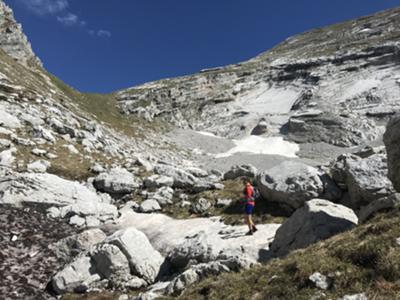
[
  {"xmin": 94, "ymin": 168, "xmax": 140, "ymax": 195},
  {"xmin": 271, "ymin": 199, "xmax": 358, "ymax": 257},
  {"xmin": 256, "ymin": 161, "xmax": 325, "ymax": 210},
  {"xmin": 0, "ymin": 173, "xmax": 118, "ymax": 223},
  {"xmin": 330, "ymin": 154, "xmax": 394, "ymax": 207},
  {"xmin": 105, "ymin": 227, "xmax": 164, "ymax": 283}
]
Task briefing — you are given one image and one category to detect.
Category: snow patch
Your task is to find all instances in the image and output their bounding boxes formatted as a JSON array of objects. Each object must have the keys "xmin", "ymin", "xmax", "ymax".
[{"xmin": 215, "ymin": 136, "xmax": 299, "ymax": 158}]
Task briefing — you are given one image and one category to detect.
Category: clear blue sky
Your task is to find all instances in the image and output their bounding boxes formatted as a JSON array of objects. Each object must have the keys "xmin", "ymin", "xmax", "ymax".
[{"xmin": 5, "ymin": 0, "xmax": 400, "ymax": 93}]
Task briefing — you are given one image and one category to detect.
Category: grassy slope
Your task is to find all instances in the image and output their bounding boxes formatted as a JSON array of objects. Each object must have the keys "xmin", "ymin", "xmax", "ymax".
[{"xmin": 173, "ymin": 210, "xmax": 400, "ymax": 300}]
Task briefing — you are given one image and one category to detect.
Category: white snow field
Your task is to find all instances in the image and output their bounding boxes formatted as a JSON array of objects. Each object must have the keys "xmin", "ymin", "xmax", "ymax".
[{"xmin": 215, "ymin": 135, "xmax": 299, "ymax": 158}]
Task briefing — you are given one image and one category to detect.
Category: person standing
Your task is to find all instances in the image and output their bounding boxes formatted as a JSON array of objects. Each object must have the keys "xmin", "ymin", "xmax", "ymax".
[{"xmin": 242, "ymin": 179, "xmax": 257, "ymax": 235}]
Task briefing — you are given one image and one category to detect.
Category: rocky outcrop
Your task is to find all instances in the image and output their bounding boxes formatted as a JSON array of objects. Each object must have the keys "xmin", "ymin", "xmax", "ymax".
[
  {"xmin": 384, "ymin": 115, "xmax": 400, "ymax": 192},
  {"xmin": 0, "ymin": 172, "xmax": 118, "ymax": 226},
  {"xmin": 330, "ymin": 154, "xmax": 394, "ymax": 207},
  {"xmin": 0, "ymin": 1, "xmax": 42, "ymax": 67},
  {"xmin": 271, "ymin": 199, "xmax": 358, "ymax": 257},
  {"xmin": 256, "ymin": 161, "xmax": 326, "ymax": 210}
]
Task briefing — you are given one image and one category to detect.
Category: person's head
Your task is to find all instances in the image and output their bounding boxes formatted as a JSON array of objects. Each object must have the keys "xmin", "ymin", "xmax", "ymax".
[{"xmin": 241, "ymin": 177, "xmax": 251, "ymax": 186}]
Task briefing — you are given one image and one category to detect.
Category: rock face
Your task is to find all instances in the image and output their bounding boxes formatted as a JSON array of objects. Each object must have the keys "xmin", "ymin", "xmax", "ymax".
[
  {"xmin": 330, "ymin": 154, "xmax": 394, "ymax": 207},
  {"xmin": 116, "ymin": 7, "xmax": 400, "ymax": 145},
  {"xmin": 257, "ymin": 161, "xmax": 325, "ymax": 210},
  {"xmin": 0, "ymin": 1, "xmax": 42, "ymax": 67},
  {"xmin": 384, "ymin": 115, "xmax": 400, "ymax": 192},
  {"xmin": 271, "ymin": 199, "xmax": 358, "ymax": 257}
]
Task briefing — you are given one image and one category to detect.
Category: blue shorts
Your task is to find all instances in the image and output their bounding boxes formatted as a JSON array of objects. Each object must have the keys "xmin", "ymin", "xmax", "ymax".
[{"xmin": 245, "ymin": 203, "xmax": 255, "ymax": 215}]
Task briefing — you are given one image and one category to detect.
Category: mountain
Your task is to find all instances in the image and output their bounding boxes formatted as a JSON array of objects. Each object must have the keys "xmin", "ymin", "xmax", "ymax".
[
  {"xmin": 1, "ymin": 2, "xmax": 400, "ymax": 300},
  {"xmin": 117, "ymin": 7, "xmax": 400, "ymax": 148},
  {"xmin": 0, "ymin": 1, "xmax": 41, "ymax": 67}
]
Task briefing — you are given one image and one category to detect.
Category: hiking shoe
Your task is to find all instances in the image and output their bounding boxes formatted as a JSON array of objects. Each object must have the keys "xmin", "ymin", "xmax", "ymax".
[
  {"xmin": 252, "ymin": 226, "xmax": 258, "ymax": 232},
  {"xmin": 246, "ymin": 230, "xmax": 253, "ymax": 236}
]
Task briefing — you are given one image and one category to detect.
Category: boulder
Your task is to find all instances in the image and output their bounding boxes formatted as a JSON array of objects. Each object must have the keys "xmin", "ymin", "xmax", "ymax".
[
  {"xmin": 94, "ymin": 168, "xmax": 140, "ymax": 195},
  {"xmin": 166, "ymin": 262, "xmax": 230, "ymax": 296},
  {"xmin": 384, "ymin": 115, "xmax": 400, "ymax": 192},
  {"xmin": 91, "ymin": 243, "xmax": 131, "ymax": 279},
  {"xmin": 223, "ymin": 164, "xmax": 257, "ymax": 180},
  {"xmin": 330, "ymin": 154, "xmax": 394, "ymax": 207},
  {"xmin": 0, "ymin": 173, "xmax": 118, "ymax": 222},
  {"xmin": 358, "ymin": 193, "xmax": 400, "ymax": 223},
  {"xmin": 191, "ymin": 198, "xmax": 211, "ymax": 214},
  {"xmin": 339, "ymin": 293, "xmax": 368, "ymax": 300},
  {"xmin": 309, "ymin": 272, "xmax": 331, "ymax": 290},
  {"xmin": 144, "ymin": 175, "xmax": 174, "ymax": 189},
  {"xmin": 256, "ymin": 161, "xmax": 324, "ymax": 210},
  {"xmin": 271, "ymin": 199, "xmax": 358, "ymax": 257},
  {"xmin": 52, "ymin": 256, "xmax": 100, "ymax": 294},
  {"xmin": 140, "ymin": 199, "xmax": 162, "ymax": 213},
  {"xmin": 27, "ymin": 160, "xmax": 50, "ymax": 173},
  {"xmin": 105, "ymin": 227, "xmax": 164, "ymax": 283},
  {"xmin": 168, "ymin": 231, "xmax": 224, "ymax": 269},
  {"xmin": 251, "ymin": 120, "xmax": 268, "ymax": 135},
  {"xmin": 148, "ymin": 187, "xmax": 174, "ymax": 206},
  {"xmin": 53, "ymin": 228, "xmax": 107, "ymax": 260}
]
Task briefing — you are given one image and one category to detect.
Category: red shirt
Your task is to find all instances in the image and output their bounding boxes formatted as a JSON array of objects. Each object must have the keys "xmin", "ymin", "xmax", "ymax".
[{"xmin": 244, "ymin": 183, "xmax": 255, "ymax": 206}]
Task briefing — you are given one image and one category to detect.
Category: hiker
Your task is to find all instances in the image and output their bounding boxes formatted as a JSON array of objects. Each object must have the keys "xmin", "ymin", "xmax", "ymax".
[{"xmin": 242, "ymin": 178, "xmax": 258, "ymax": 235}]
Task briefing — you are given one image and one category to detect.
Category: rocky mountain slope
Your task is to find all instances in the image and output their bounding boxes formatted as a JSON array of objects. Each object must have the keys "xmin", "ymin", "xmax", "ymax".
[
  {"xmin": 1, "ymin": 1, "xmax": 400, "ymax": 299},
  {"xmin": 117, "ymin": 7, "xmax": 400, "ymax": 148}
]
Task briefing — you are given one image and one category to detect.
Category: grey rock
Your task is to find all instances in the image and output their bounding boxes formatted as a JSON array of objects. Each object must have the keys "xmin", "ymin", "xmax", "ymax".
[
  {"xmin": 94, "ymin": 168, "xmax": 140, "ymax": 195},
  {"xmin": 169, "ymin": 231, "xmax": 224, "ymax": 269},
  {"xmin": 339, "ymin": 293, "xmax": 368, "ymax": 300},
  {"xmin": 384, "ymin": 115, "xmax": 400, "ymax": 192},
  {"xmin": 27, "ymin": 160, "xmax": 50, "ymax": 173},
  {"xmin": 191, "ymin": 198, "xmax": 211, "ymax": 214},
  {"xmin": 257, "ymin": 161, "xmax": 324, "ymax": 210},
  {"xmin": 52, "ymin": 256, "xmax": 100, "ymax": 294},
  {"xmin": 140, "ymin": 199, "xmax": 162, "ymax": 213},
  {"xmin": 144, "ymin": 175, "xmax": 174, "ymax": 189},
  {"xmin": 166, "ymin": 262, "xmax": 230, "ymax": 296},
  {"xmin": 69, "ymin": 215, "xmax": 86, "ymax": 227},
  {"xmin": 106, "ymin": 227, "xmax": 164, "ymax": 283},
  {"xmin": 224, "ymin": 164, "xmax": 257, "ymax": 180},
  {"xmin": 31, "ymin": 148, "xmax": 47, "ymax": 156},
  {"xmin": 358, "ymin": 193, "xmax": 400, "ymax": 223},
  {"xmin": 90, "ymin": 163, "xmax": 105, "ymax": 174},
  {"xmin": 0, "ymin": 1, "xmax": 42, "ymax": 67},
  {"xmin": 53, "ymin": 228, "xmax": 107, "ymax": 260},
  {"xmin": 154, "ymin": 164, "xmax": 197, "ymax": 189},
  {"xmin": 0, "ymin": 173, "xmax": 118, "ymax": 222},
  {"xmin": 251, "ymin": 120, "xmax": 269, "ymax": 135},
  {"xmin": 91, "ymin": 243, "xmax": 130, "ymax": 279},
  {"xmin": 149, "ymin": 186, "xmax": 174, "ymax": 206},
  {"xmin": 271, "ymin": 199, "xmax": 358, "ymax": 257},
  {"xmin": 330, "ymin": 154, "xmax": 394, "ymax": 207},
  {"xmin": 309, "ymin": 272, "xmax": 331, "ymax": 290}
]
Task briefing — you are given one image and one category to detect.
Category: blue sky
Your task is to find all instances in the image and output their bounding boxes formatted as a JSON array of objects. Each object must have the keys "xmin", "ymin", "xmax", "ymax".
[{"xmin": 5, "ymin": 0, "xmax": 400, "ymax": 93}]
